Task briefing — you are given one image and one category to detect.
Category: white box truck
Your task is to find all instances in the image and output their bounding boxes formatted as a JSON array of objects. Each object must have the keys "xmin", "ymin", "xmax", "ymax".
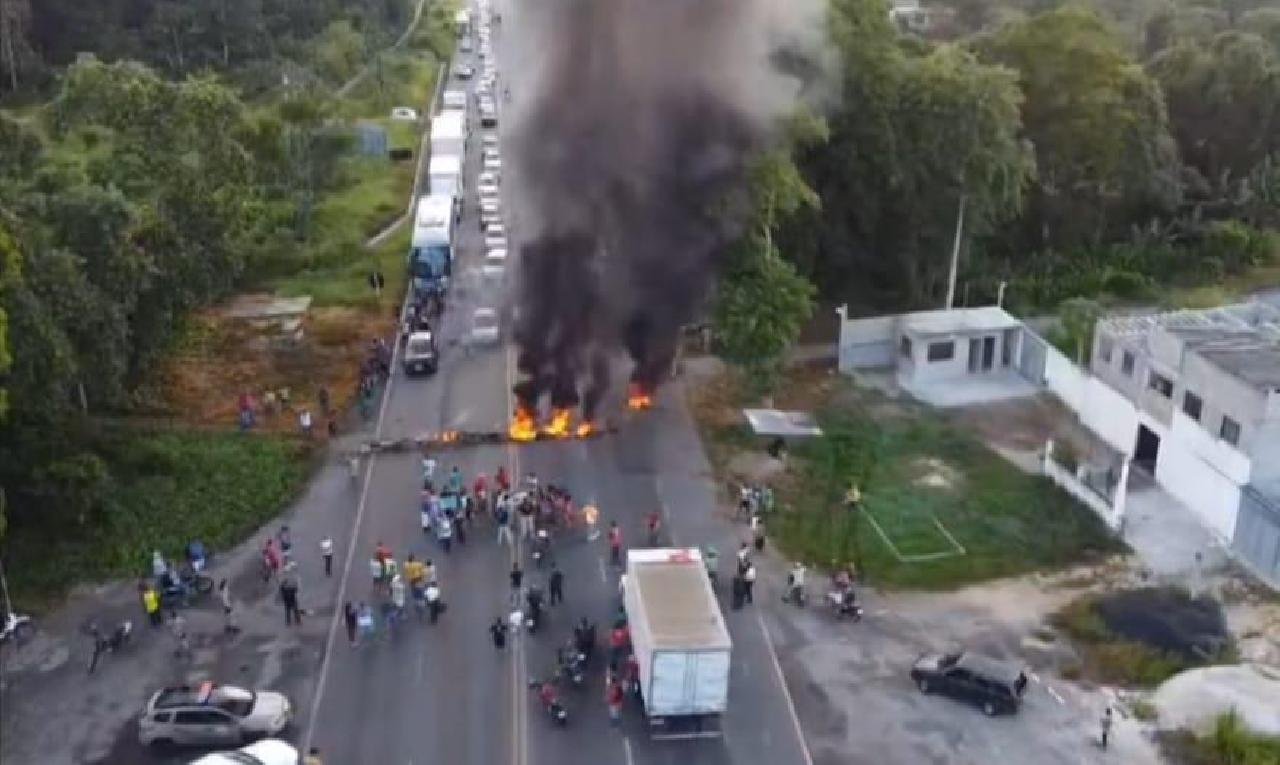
[
  {"xmin": 623, "ymin": 548, "xmax": 731, "ymax": 739},
  {"xmin": 430, "ymin": 111, "xmax": 466, "ymax": 160},
  {"xmin": 428, "ymin": 154, "xmax": 463, "ymax": 198}
]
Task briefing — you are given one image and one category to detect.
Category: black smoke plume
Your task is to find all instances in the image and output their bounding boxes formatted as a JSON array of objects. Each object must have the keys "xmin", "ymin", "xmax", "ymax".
[{"xmin": 509, "ymin": 0, "xmax": 809, "ymax": 418}]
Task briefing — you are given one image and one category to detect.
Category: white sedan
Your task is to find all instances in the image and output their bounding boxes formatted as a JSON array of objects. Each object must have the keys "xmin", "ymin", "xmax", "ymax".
[
  {"xmin": 477, "ymin": 181, "xmax": 500, "ymax": 199},
  {"xmin": 471, "ymin": 307, "xmax": 502, "ymax": 345},
  {"xmin": 191, "ymin": 739, "xmax": 298, "ymax": 765},
  {"xmin": 479, "ymin": 199, "xmax": 501, "ymax": 218},
  {"xmin": 485, "ymin": 234, "xmax": 508, "ymax": 253}
]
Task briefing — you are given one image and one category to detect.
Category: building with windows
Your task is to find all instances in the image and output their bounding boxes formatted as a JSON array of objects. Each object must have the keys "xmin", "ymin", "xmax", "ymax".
[{"xmin": 1089, "ymin": 303, "xmax": 1280, "ymax": 581}]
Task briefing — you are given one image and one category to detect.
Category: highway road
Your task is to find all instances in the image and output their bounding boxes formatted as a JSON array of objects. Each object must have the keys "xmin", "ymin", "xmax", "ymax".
[{"xmin": 305, "ymin": 0, "xmax": 814, "ymax": 763}]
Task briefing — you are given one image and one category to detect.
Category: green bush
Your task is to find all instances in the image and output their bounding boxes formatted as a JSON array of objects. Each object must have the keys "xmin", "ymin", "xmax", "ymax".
[
  {"xmin": 2, "ymin": 428, "xmax": 312, "ymax": 605},
  {"xmin": 1203, "ymin": 710, "xmax": 1280, "ymax": 765}
]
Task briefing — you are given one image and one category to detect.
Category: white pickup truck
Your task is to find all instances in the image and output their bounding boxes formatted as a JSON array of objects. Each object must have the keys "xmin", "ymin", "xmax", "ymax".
[{"xmin": 622, "ymin": 548, "xmax": 732, "ymax": 739}]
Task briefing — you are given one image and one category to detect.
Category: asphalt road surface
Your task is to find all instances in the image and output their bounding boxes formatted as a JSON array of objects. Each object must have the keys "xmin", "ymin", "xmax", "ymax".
[{"xmin": 304, "ymin": 1, "xmax": 813, "ymax": 763}]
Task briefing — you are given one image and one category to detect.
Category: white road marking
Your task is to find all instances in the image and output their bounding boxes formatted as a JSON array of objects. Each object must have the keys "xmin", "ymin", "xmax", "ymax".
[
  {"xmin": 302, "ymin": 297, "xmax": 406, "ymax": 753},
  {"xmin": 622, "ymin": 736, "xmax": 634, "ymax": 765},
  {"xmin": 598, "ymin": 556, "xmax": 608, "ymax": 583},
  {"xmin": 1047, "ymin": 686, "xmax": 1066, "ymax": 705},
  {"xmin": 753, "ymin": 608, "xmax": 816, "ymax": 765}
]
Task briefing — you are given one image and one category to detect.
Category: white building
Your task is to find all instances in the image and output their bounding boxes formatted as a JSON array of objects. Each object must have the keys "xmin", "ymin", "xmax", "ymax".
[{"xmin": 1088, "ymin": 304, "xmax": 1280, "ymax": 581}]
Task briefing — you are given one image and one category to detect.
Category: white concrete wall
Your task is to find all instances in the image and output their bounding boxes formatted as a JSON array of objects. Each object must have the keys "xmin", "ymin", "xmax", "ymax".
[
  {"xmin": 1042, "ymin": 445, "xmax": 1125, "ymax": 531},
  {"xmin": 907, "ymin": 336, "xmax": 971, "ymax": 384},
  {"xmin": 1155, "ymin": 418, "xmax": 1245, "ymax": 541},
  {"xmin": 1044, "ymin": 343, "xmax": 1140, "ymax": 456},
  {"xmin": 837, "ymin": 316, "xmax": 896, "ymax": 373}
]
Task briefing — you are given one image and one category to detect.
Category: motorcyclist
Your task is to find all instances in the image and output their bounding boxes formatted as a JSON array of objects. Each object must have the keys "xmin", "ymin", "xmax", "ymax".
[
  {"xmin": 525, "ymin": 586, "xmax": 545, "ymax": 631},
  {"xmin": 574, "ymin": 617, "xmax": 596, "ymax": 660},
  {"xmin": 538, "ymin": 679, "xmax": 558, "ymax": 709}
]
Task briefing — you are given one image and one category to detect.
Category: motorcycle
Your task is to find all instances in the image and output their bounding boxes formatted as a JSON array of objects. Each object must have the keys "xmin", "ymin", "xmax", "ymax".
[
  {"xmin": 159, "ymin": 566, "xmax": 215, "ymax": 609},
  {"xmin": 782, "ymin": 571, "xmax": 807, "ymax": 608},
  {"xmin": 558, "ymin": 644, "xmax": 586, "ymax": 687},
  {"xmin": 0, "ymin": 610, "xmax": 34, "ymax": 644},
  {"xmin": 529, "ymin": 679, "xmax": 569, "ymax": 726},
  {"xmin": 826, "ymin": 589, "xmax": 863, "ymax": 621},
  {"xmin": 573, "ymin": 620, "xmax": 596, "ymax": 663},
  {"xmin": 86, "ymin": 619, "xmax": 132, "ymax": 673}
]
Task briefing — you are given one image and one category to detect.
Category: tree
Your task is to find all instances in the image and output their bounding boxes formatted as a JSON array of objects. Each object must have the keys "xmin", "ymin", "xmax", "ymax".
[
  {"xmin": 313, "ymin": 19, "xmax": 365, "ymax": 84},
  {"xmin": 1149, "ymin": 31, "xmax": 1280, "ymax": 184},
  {"xmin": 1058, "ymin": 296, "xmax": 1103, "ymax": 364},
  {"xmin": 1242, "ymin": 7, "xmax": 1280, "ymax": 56},
  {"xmin": 0, "ymin": 226, "xmax": 15, "ymax": 421},
  {"xmin": 0, "ymin": 0, "xmax": 31, "ymax": 92},
  {"xmin": 979, "ymin": 7, "xmax": 1181, "ymax": 250},
  {"xmin": 715, "ymin": 150, "xmax": 818, "ymax": 390}
]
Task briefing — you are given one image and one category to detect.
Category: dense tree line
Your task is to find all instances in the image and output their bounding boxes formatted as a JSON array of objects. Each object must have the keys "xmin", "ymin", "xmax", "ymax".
[
  {"xmin": 0, "ymin": 59, "xmax": 355, "ymax": 536},
  {"xmin": 775, "ymin": 0, "xmax": 1279, "ymax": 311},
  {"xmin": 0, "ymin": 0, "xmax": 413, "ymax": 96}
]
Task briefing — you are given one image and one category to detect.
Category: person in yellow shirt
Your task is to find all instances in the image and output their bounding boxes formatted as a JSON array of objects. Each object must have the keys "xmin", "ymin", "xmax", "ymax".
[
  {"xmin": 141, "ymin": 582, "xmax": 161, "ymax": 627},
  {"xmin": 404, "ymin": 555, "xmax": 426, "ymax": 587}
]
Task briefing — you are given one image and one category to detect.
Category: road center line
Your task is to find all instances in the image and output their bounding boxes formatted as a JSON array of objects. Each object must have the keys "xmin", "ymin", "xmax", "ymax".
[{"xmin": 753, "ymin": 607, "xmax": 816, "ymax": 765}]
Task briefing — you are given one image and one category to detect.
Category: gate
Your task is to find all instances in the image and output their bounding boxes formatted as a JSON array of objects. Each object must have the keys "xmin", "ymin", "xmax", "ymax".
[{"xmin": 1233, "ymin": 486, "xmax": 1280, "ymax": 589}]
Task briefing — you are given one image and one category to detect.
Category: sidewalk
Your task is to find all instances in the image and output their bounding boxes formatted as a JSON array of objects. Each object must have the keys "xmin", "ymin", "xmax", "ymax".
[{"xmin": 0, "ymin": 427, "xmax": 374, "ymax": 765}]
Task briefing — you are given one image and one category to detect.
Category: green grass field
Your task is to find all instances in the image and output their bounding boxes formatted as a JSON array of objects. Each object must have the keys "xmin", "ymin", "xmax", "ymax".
[{"xmin": 697, "ymin": 373, "xmax": 1126, "ymax": 589}]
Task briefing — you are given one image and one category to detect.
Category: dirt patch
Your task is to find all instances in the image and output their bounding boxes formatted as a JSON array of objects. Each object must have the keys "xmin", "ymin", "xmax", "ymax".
[
  {"xmin": 910, "ymin": 456, "xmax": 962, "ymax": 490},
  {"xmin": 947, "ymin": 393, "xmax": 1117, "ymax": 462},
  {"xmin": 153, "ymin": 304, "xmax": 395, "ymax": 433}
]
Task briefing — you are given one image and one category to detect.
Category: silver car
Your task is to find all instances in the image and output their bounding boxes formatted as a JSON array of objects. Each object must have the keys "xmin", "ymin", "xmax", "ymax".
[{"xmin": 138, "ymin": 683, "xmax": 292, "ymax": 749}]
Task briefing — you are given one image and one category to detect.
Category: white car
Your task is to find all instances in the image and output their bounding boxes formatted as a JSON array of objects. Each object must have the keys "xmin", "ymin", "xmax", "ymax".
[
  {"xmin": 480, "ymin": 251, "xmax": 507, "ymax": 281},
  {"xmin": 483, "ymin": 154, "xmax": 502, "ymax": 173},
  {"xmin": 459, "ymin": 38, "xmax": 473, "ymax": 53},
  {"xmin": 138, "ymin": 683, "xmax": 292, "ymax": 749},
  {"xmin": 454, "ymin": 64, "xmax": 474, "ymax": 80},
  {"xmin": 390, "ymin": 106, "xmax": 419, "ymax": 121},
  {"xmin": 471, "ymin": 307, "xmax": 502, "ymax": 345},
  {"xmin": 479, "ymin": 199, "xmax": 501, "ymax": 218},
  {"xmin": 478, "ymin": 183, "xmax": 500, "ymax": 200},
  {"xmin": 481, "ymin": 135, "xmax": 499, "ymax": 151},
  {"xmin": 478, "ymin": 170, "xmax": 499, "ymax": 186},
  {"xmin": 486, "ymin": 222, "xmax": 507, "ymax": 239},
  {"xmin": 190, "ymin": 739, "xmax": 299, "ymax": 765},
  {"xmin": 485, "ymin": 234, "xmax": 508, "ymax": 253}
]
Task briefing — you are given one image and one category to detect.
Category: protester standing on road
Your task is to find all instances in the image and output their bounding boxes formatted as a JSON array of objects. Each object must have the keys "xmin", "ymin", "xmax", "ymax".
[
  {"xmin": 448, "ymin": 465, "xmax": 463, "ymax": 494},
  {"xmin": 219, "ymin": 579, "xmax": 239, "ymax": 633},
  {"xmin": 752, "ymin": 514, "xmax": 766, "ymax": 552},
  {"xmin": 278, "ymin": 526, "xmax": 293, "ymax": 563},
  {"xmin": 141, "ymin": 581, "xmax": 162, "ymax": 627},
  {"xmin": 437, "ymin": 512, "xmax": 454, "ymax": 553},
  {"xmin": 548, "ymin": 565, "xmax": 564, "ymax": 606},
  {"xmin": 496, "ymin": 465, "xmax": 510, "ymax": 493},
  {"xmin": 608, "ymin": 521, "xmax": 623, "ymax": 567},
  {"xmin": 280, "ymin": 570, "xmax": 302, "ymax": 626},
  {"xmin": 518, "ymin": 494, "xmax": 536, "ymax": 540},
  {"xmin": 425, "ymin": 580, "xmax": 443, "ymax": 624},
  {"xmin": 490, "ymin": 617, "xmax": 507, "ymax": 650},
  {"xmin": 344, "ymin": 602, "xmax": 358, "ymax": 646},
  {"xmin": 495, "ymin": 494, "xmax": 514, "ymax": 546},
  {"xmin": 743, "ymin": 563, "xmax": 757, "ymax": 604},
  {"xmin": 262, "ymin": 538, "xmax": 281, "ymax": 580},
  {"xmin": 646, "ymin": 511, "xmax": 662, "ymax": 547},
  {"xmin": 320, "ymin": 536, "xmax": 334, "ymax": 577},
  {"xmin": 1100, "ymin": 706, "xmax": 1113, "ymax": 750},
  {"xmin": 510, "ymin": 560, "xmax": 523, "ymax": 594}
]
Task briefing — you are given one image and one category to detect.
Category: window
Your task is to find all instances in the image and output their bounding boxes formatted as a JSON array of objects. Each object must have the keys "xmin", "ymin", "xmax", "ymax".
[
  {"xmin": 1121, "ymin": 351, "xmax": 1135, "ymax": 376},
  {"xmin": 1148, "ymin": 372, "xmax": 1173, "ymax": 398},
  {"xmin": 1098, "ymin": 337, "xmax": 1114, "ymax": 364},
  {"xmin": 1220, "ymin": 416, "xmax": 1241, "ymax": 446},
  {"xmin": 927, "ymin": 341, "xmax": 955, "ymax": 362},
  {"xmin": 1182, "ymin": 391, "xmax": 1203, "ymax": 422},
  {"xmin": 900, "ymin": 336, "xmax": 912, "ymax": 359}
]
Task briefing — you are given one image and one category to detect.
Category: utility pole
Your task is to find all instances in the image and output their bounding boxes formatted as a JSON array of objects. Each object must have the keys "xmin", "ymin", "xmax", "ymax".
[{"xmin": 943, "ymin": 193, "xmax": 967, "ymax": 311}]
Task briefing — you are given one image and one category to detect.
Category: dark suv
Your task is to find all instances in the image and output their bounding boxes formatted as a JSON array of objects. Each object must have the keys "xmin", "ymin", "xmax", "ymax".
[{"xmin": 910, "ymin": 651, "xmax": 1027, "ymax": 716}]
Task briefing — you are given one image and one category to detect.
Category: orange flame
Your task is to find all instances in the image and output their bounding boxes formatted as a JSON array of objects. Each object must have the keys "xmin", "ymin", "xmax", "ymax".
[
  {"xmin": 508, "ymin": 406, "xmax": 538, "ymax": 442},
  {"xmin": 440, "ymin": 430, "xmax": 459, "ymax": 444},
  {"xmin": 575, "ymin": 421, "xmax": 596, "ymax": 438},
  {"xmin": 627, "ymin": 383, "xmax": 654, "ymax": 411},
  {"xmin": 542, "ymin": 408, "xmax": 573, "ymax": 438}
]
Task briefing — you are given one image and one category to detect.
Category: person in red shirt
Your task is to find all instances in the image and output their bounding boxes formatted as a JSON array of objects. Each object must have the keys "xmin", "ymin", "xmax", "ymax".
[
  {"xmin": 605, "ymin": 679, "xmax": 624, "ymax": 725},
  {"xmin": 495, "ymin": 466, "xmax": 510, "ymax": 492},
  {"xmin": 374, "ymin": 541, "xmax": 391, "ymax": 563},
  {"xmin": 473, "ymin": 473, "xmax": 488, "ymax": 496},
  {"xmin": 622, "ymin": 652, "xmax": 640, "ymax": 696},
  {"xmin": 645, "ymin": 511, "xmax": 662, "ymax": 547}
]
